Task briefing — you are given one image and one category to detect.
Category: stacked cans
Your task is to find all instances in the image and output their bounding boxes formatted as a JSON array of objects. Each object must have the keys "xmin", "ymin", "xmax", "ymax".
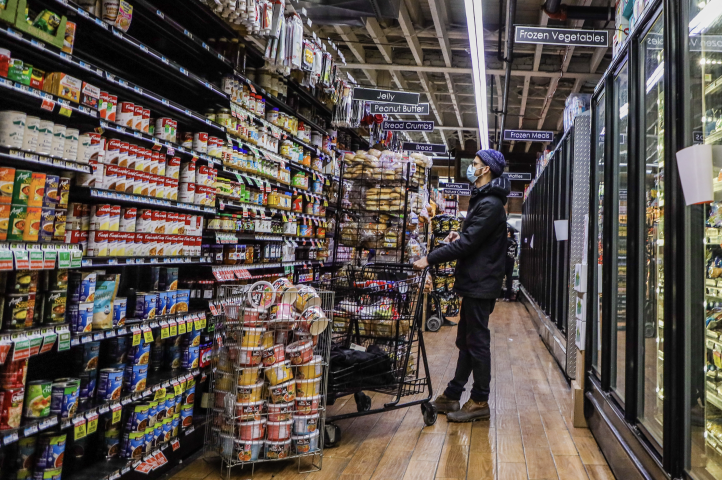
[
  {"xmin": 116, "ymin": 101, "xmax": 151, "ymax": 134},
  {"xmin": 2, "ymin": 268, "xmax": 69, "ymax": 331},
  {"xmin": 66, "ymin": 202, "xmax": 203, "ymax": 257},
  {"xmin": 178, "ymin": 158, "xmax": 217, "ymax": 206}
]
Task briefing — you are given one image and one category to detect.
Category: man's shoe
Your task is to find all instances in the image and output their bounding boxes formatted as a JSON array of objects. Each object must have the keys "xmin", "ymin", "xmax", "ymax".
[
  {"xmin": 447, "ymin": 399, "xmax": 490, "ymax": 422},
  {"xmin": 430, "ymin": 394, "xmax": 460, "ymax": 414}
]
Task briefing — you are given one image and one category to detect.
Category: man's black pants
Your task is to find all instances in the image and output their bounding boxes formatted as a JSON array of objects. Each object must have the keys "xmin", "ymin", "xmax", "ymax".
[{"xmin": 443, "ymin": 297, "xmax": 495, "ymax": 403}]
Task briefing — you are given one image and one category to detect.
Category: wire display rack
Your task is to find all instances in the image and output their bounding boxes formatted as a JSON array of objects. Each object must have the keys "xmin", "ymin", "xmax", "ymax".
[
  {"xmin": 204, "ymin": 282, "xmax": 333, "ymax": 478},
  {"xmin": 324, "ymin": 263, "xmax": 436, "ymax": 446}
]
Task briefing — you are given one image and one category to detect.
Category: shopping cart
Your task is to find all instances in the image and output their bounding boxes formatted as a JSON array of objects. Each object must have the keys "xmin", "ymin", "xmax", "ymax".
[{"xmin": 324, "ymin": 263, "xmax": 436, "ymax": 447}]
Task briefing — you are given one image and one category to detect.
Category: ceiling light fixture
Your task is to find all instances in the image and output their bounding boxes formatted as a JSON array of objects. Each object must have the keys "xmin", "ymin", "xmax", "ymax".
[{"xmin": 464, "ymin": 0, "xmax": 490, "ymax": 149}]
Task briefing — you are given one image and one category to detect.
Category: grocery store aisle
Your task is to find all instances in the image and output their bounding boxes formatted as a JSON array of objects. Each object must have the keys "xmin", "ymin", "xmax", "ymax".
[{"xmin": 171, "ymin": 302, "xmax": 613, "ymax": 480}]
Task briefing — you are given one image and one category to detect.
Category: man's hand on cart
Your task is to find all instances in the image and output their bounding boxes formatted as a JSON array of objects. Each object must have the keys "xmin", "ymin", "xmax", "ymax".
[
  {"xmin": 423, "ymin": 274, "xmax": 433, "ymax": 293},
  {"xmin": 444, "ymin": 231, "xmax": 460, "ymax": 243},
  {"xmin": 413, "ymin": 257, "xmax": 429, "ymax": 270}
]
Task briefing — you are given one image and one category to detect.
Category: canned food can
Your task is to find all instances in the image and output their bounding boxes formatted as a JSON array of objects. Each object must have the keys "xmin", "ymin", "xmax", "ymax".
[
  {"xmin": 50, "ymin": 380, "xmax": 79, "ymax": 419},
  {"xmin": 124, "ymin": 364, "xmax": 148, "ymax": 393},
  {"xmin": 42, "ymin": 290, "xmax": 66, "ymax": 325},
  {"xmin": 75, "ymin": 341, "xmax": 100, "ymax": 371},
  {"xmin": 105, "ymin": 336, "xmax": 128, "ymax": 365},
  {"xmin": 35, "ymin": 432, "xmax": 67, "ymax": 469},
  {"xmin": 0, "ymin": 111, "xmax": 26, "ymax": 149},
  {"xmin": 181, "ymin": 346, "xmax": 200, "ymax": 369},
  {"xmin": 5, "ymin": 293, "xmax": 36, "ymax": 329},
  {"xmin": 124, "ymin": 403, "xmax": 150, "ymax": 432},
  {"xmin": 127, "ymin": 338, "xmax": 150, "ymax": 365},
  {"xmin": 98, "ymin": 368, "xmax": 124, "ymax": 402},
  {"xmin": 78, "ymin": 371, "xmax": 96, "ymax": 400},
  {"xmin": 102, "ymin": 428, "xmax": 121, "ymax": 458},
  {"xmin": 124, "ymin": 431, "xmax": 145, "ymax": 459},
  {"xmin": 113, "ymin": 298, "xmax": 126, "ymax": 326},
  {"xmin": 24, "ymin": 380, "xmax": 51, "ymax": 418},
  {"xmin": 192, "ymin": 132, "xmax": 208, "ymax": 153},
  {"xmin": 118, "ymin": 102, "xmax": 134, "ymax": 128}
]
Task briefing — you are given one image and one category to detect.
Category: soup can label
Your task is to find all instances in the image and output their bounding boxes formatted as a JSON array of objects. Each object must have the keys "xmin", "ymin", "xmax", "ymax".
[
  {"xmin": 124, "ymin": 364, "xmax": 148, "ymax": 393},
  {"xmin": 98, "ymin": 368, "xmax": 123, "ymax": 402},
  {"xmin": 128, "ymin": 341, "xmax": 150, "ymax": 365},
  {"xmin": 23, "ymin": 380, "xmax": 51, "ymax": 418},
  {"xmin": 125, "ymin": 403, "xmax": 150, "ymax": 432},
  {"xmin": 35, "ymin": 433, "xmax": 67, "ymax": 469},
  {"xmin": 50, "ymin": 380, "xmax": 79, "ymax": 418},
  {"xmin": 125, "ymin": 432, "xmax": 145, "ymax": 459},
  {"xmin": 182, "ymin": 346, "xmax": 199, "ymax": 369}
]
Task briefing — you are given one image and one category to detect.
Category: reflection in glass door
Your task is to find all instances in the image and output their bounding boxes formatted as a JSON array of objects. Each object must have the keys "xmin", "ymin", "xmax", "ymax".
[
  {"xmin": 593, "ymin": 93, "xmax": 605, "ymax": 374},
  {"xmin": 613, "ymin": 64, "xmax": 629, "ymax": 402},
  {"xmin": 640, "ymin": 14, "xmax": 665, "ymax": 445},
  {"xmin": 689, "ymin": 0, "xmax": 722, "ymax": 475}
]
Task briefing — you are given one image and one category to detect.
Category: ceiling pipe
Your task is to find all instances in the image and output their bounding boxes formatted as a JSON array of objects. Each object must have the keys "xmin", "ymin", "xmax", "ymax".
[
  {"xmin": 498, "ymin": 0, "xmax": 516, "ymax": 150},
  {"xmin": 542, "ymin": 1, "xmax": 614, "ymax": 21}
]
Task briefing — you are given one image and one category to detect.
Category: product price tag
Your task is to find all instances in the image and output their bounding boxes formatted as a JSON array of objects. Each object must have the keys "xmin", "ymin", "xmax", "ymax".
[
  {"xmin": 169, "ymin": 320, "xmax": 177, "ymax": 336},
  {"xmin": 142, "ymin": 325, "xmax": 154, "ymax": 343},
  {"xmin": 86, "ymin": 412, "xmax": 99, "ymax": 434},
  {"xmin": 59, "ymin": 106, "xmax": 72, "ymax": 117},
  {"xmin": 41, "ymin": 98, "xmax": 56, "ymax": 112},
  {"xmin": 3, "ymin": 432, "xmax": 18, "ymax": 445},
  {"xmin": 56, "ymin": 332, "xmax": 70, "ymax": 352},
  {"xmin": 171, "ymin": 438, "xmax": 180, "ymax": 451},
  {"xmin": 111, "ymin": 404, "xmax": 122, "ymax": 424},
  {"xmin": 73, "ymin": 417, "xmax": 87, "ymax": 440},
  {"xmin": 177, "ymin": 319, "xmax": 187, "ymax": 335},
  {"xmin": 131, "ymin": 327, "xmax": 141, "ymax": 346},
  {"xmin": 153, "ymin": 388, "xmax": 166, "ymax": 402},
  {"xmin": 39, "ymin": 416, "xmax": 57, "ymax": 430},
  {"xmin": 24, "ymin": 424, "xmax": 38, "ymax": 437},
  {"xmin": 160, "ymin": 321, "xmax": 169, "ymax": 339}
]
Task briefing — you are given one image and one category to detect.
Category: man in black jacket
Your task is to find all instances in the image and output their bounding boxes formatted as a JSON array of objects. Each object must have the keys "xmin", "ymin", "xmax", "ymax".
[{"xmin": 413, "ymin": 149, "xmax": 510, "ymax": 422}]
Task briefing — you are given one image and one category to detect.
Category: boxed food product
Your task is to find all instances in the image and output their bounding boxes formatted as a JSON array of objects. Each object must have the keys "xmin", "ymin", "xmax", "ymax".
[
  {"xmin": 81, "ymin": 82, "xmax": 101, "ymax": 109},
  {"xmin": 43, "ymin": 72, "xmax": 82, "ymax": 103}
]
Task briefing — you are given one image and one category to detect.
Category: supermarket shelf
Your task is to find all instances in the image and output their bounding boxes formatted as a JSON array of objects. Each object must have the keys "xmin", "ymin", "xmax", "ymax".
[
  {"xmin": 80, "ymin": 256, "xmax": 206, "ymax": 268},
  {"xmin": 0, "ymin": 25, "xmax": 226, "ymax": 137},
  {"xmin": 287, "ymin": 78, "xmax": 334, "ymax": 117},
  {"xmin": 0, "ymin": 76, "xmax": 98, "ymax": 120},
  {"xmin": 217, "ymin": 198, "xmax": 327, "ymax": 222},
  {"xmin": 0, "ymin": 324, "xmax": 69, "ymax": 348},
  {"xmin": 218, "ymin": 167, "xmax": 327, "ymax": 200},
  {"xmin": 99, "ymin": 122, "xmax": 221, "ymax": 165},
  {"xmin": 70, "ymin": 187, "xmax": 217, "ymax": 215},
  {"xmin": 65, "ymin": 416, "xmax": 209, "ymax": 480},
  {"xmin": 58, "ymin": 367, "xmax": 206, "ymax": 431},
  {"xmin": 70, "ymin": 310, "xmax": 207, "ymax": 343},
  {"xmin": 0, "ymin": 147, "xmax": 92, "ymax": 174},
  {"xmin": 47, "ymin": 0, "xmax": 229, "ymax": 104}
]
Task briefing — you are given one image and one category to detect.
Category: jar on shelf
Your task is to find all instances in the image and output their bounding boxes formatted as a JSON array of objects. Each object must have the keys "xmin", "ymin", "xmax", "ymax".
[
  {"xmin": 211, "ymin": 244, "xmax": 224, "ymax": 264},
  {"xmin": 224, "ymin": 245, "xmax": 239, "ymax": 265},
  {"xmin": 205, "ymin": 109, "xmax": 217, "ymax": 122},
  {"xmin": 267, "ymin": 108, "xmax": 279, "ymax": 125}
]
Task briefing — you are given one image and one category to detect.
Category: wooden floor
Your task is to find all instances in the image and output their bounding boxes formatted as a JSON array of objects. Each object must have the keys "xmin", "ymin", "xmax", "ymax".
[{"xmin": 171, "ymin": 301, "xmax": 614, "ymax": 480}]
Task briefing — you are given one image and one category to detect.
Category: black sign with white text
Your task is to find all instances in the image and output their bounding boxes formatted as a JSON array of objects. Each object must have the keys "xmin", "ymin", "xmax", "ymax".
[
  {"xmin": 370, "ymin": 103, "xmax": 430, "ymax": 115},
  {"xmin": 508, "ymin": 192, "xmax": 524, "ymax": 198},
  {"xmin": 503, "ymin": 172, "xmax": 532, "ymax": 181},
  {"xmin": 382, "ymin": 121, "xmax": 434, "ymax": 132},
  {"xmin": 353, "ymin": 88, "xmax": 419, "ymax": 105},
  {"xmin": 443, "ymin": 188, "xmax": 471, "ymax": 196},
  {"xmin": 515, "ymin": 26, "xmax": 608, "ymax": 47},
  {"xmin": 439, "ymin": 182, "xmax": 469, "ymax": 189},
  {"xmin": 503, "ymin": 130, "xmax": 554, "ymax": 142},
  {"xmin": 402, "ymin": 142, "xmax": 447, "ymax": 154}
]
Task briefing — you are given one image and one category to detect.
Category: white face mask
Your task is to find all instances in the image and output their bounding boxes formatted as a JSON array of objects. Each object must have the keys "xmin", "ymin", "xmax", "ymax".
[{"xmin": 467, "ymin": 163, "xmax": 481, "ymax": 183}]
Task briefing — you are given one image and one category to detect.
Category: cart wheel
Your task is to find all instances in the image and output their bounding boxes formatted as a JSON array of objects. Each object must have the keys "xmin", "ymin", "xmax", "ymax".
[
  {"xmin": 354, "ymin": 392, "xmax": 372, "ymax": 412},
  {"xmin": 426, "ymin": 315, "xmax": 442, "ymax": 332},
  {"xmin": 421, "ymin": 402, "xmax": 437, "ymax": 426},
  {"xmin": 324, "ymin": 423, "xmax": 341, "ymax": 448}
]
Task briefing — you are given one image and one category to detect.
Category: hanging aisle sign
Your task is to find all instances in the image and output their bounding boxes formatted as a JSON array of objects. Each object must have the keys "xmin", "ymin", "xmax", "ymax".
[
  {"xmin": 402, "ymin": 142, "xmax": 447, "ymax": 154},
  {"xmin": 370, "ymin": 103, "xmax": 430, "ymax": 115},
  {"xmin": 353, "ymin": 87, "xmax": 420, "ymax": 105},
  {"xmin": 514, "ymin": 26, "xmax": 608, "ymax": 47},
  {"xmin": 503, "ymin": 172, "xmax": 532, "ymax": 181},
  {"xmin": 382, "ymin": 121, "xmax": 434, "ymax": 132},
  {"xmin": 503, "ymin": 130, "xmax": 554, "ymax": 142}
]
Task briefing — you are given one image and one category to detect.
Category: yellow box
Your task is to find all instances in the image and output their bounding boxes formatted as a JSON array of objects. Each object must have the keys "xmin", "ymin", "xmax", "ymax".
[{"xmin": 43, "ymin": 72, "xmax": 81, "ymax": 103}]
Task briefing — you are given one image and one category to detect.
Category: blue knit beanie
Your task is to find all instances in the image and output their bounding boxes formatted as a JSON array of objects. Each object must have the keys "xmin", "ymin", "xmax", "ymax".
[{"xmin": 476, "ymin": 149, "xmax": 506, "ymax": 178}]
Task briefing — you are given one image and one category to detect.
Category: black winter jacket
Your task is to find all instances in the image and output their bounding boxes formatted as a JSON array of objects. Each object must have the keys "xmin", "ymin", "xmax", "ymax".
[{"xmin": 427, "ymin": 176, "xmax": 510, "ymax": 299}]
